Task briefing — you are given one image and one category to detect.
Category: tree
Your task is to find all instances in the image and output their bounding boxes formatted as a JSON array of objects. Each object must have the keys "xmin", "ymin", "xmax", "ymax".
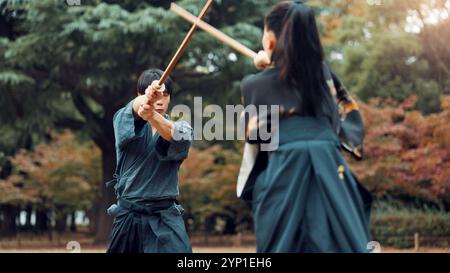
[
  {"xmin": 0, "ymin": 130, "xmax": 100, "ymax": 236},
  {"xmin": 179, "ymin": 144, "xmax": 252, "ymax": 235},
  {"xmin": 348, "ymin": 96, "xmax": 450, "ymax": 209},
  {"xmin": 324, "ymin": 0, "xmax": 450, "ymax": 114},
  {"xmin": 0, "ymin": 0, "xmax": 271, "ymax": 242}
]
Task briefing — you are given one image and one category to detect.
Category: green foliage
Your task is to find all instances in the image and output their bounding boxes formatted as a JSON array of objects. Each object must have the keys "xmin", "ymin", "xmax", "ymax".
[
  {"xmin": 371, "ymin": 207, "xmax": 450, "ymax": 248},
  {"xmin": 0, "ymin": 0, "xmax": 271, "ymax": 151},
  {"xmin": 343, "ymin": 31, "xmax": 441, "ymax": 114},
  {"xmin": 330, "ymin": 0, "xmax": 449, "ymax": 114}
]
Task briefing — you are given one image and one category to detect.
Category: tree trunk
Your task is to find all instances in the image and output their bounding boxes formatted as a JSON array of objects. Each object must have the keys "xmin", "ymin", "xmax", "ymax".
[
  {"xmin": 24, "ymin": 204, "xmax": 33, "ymax": 231},
  {"xmin": 35, "ymin": 208, "xmax": 49, "ymax": 233},
  {"xmin": 72, "ymin": 96, "xmax": 118, "ymax": 244},
  {"xmin": 55, "ymin": 212, "xmax": 67, "ymax": 233},
  {"xmin": 70, "ymin": 211, "xmax": 77, "ymax": 232},
  {"xmin": 93, "ymin": 145, "xmax": 116, "ymax": 244},
  {"xmin": 86, "ymin": 207, "xmax": 97, "ymax": 235},
  {"xmin": 0, "ymin": 205, "xmax": 18, "ymax": 237}
]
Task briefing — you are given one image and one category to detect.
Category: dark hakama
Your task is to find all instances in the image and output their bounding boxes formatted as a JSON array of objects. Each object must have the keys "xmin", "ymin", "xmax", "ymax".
[
  {"xmin": 252, "ymin": 117, "xmax": 372, "ymax": 253},
  {"xmin": 107, "ymin": 99, "xmax": 193, "ymax": 253},
  {"xmin": 238, "ymin": 66, "xmax": 372, "ymax": 253},
  {"xmin": 106, "ymin": 198, "xmax": 191, "ymax": 253}
]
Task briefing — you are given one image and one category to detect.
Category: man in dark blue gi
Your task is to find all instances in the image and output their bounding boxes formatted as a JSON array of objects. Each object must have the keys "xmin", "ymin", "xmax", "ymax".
[{"xmin": 106, "ymin": 69, "xmax": 192, "ymax": 253}]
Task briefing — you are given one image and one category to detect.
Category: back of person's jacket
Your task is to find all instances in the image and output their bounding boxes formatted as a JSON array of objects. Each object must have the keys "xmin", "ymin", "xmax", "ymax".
[{"xmin": 237, "ymin": 64, "xmax": 365, "ymax": 202}]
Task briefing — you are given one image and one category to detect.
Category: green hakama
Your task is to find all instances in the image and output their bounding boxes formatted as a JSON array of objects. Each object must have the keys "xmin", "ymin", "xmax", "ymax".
[
  {"xmin": 238, "ymin": 66, "xmax": 372, "ymax": 253},
  {"xmin": 106, "ymin": 99, "xmax": 192, "ymax": 253},
  {"xmin": 252, "ymin": 116, "xmax": 372, "ymax": 253}
]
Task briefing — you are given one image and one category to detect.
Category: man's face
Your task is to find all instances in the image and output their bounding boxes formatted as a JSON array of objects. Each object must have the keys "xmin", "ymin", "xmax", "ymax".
[
  {"xmin": 153, "ymin": 94, "xmax": 170, "ymax": 116},
  {"xmin": 137, "ymin": 90, "xmax": 171, "ymax": 116}
]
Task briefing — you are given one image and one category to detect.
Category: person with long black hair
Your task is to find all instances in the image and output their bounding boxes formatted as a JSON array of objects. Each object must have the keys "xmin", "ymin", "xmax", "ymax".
[{"xmin": 237, "ymin": 1, "xmax": 372, "ymax": 253}]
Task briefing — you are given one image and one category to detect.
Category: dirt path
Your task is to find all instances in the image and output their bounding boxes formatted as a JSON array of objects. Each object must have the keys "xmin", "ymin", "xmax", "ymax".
[{"xmin": 1, "ymin": 246, "xmax": 449, "ymax": 253}]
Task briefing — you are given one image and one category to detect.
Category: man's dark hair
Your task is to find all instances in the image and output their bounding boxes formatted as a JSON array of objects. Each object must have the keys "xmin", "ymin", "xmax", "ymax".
[{"xmin": 137, "ymin": 68, "xmax": 173, "ymax": 96}]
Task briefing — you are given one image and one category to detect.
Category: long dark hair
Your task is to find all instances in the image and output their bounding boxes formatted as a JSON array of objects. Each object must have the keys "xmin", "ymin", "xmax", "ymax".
[{"xmin": 265, "ymin": 1, "xmax": 334, "ymax": 118}]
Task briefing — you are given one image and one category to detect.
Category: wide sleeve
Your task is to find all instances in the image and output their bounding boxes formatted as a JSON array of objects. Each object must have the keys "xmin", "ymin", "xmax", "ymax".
[
  {"xmin": 113, "ymin": 99, "xmax": 145, "ymax": 150},
  {"xmin": 241, "ymin": 75, "xmax": 256, "ymax": 143},
  {"xmin": 331, "ymin": 70, "xmax": 353, "ymax": 104},
  {"xmin": 240, "ymin": 74, "xmax": 273, "ymax": 145},
  {"xmin": 155, "ymin": 120, "xmax": 193, "ymax": 161},
  {"xmin": 328, "ymin": 69, "xmax": 365, "ymax": 160},
  {"xmin": 240, "ymin": 74, "xmax": 256, "ymax": 106}
]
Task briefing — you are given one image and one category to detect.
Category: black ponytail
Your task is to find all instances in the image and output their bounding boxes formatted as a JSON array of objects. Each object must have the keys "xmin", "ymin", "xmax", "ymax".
[{"xmin": 265, "ymin": 1, "xmax": 335, "ymax": 118}]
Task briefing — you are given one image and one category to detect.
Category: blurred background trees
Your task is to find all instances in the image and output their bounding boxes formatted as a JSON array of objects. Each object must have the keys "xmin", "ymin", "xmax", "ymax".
[
  {"xmin": 0, "ymin": 131, "xmax": 100, "ymax": 237},
  {"xmin": 0, "ymin": 0, "xmax": 449, "ymax": 248},
  {"xmin": 0, "ymin": 0, "xmax": 268, "ymax": 242}
]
